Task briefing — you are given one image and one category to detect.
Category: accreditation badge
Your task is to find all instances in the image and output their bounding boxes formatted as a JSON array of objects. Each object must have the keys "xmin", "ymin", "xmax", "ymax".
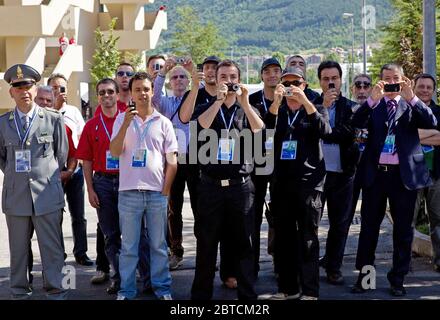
[
  {"xmin": 382, "ymin": 135, "xmax": 396, "ymax": 154},
  {"xmin": 106, "ymin": 150, "xmax": 119, "ymax": 170},
  {"xmin": 15, "ymin": 150, "xmax": 31, "ymax": 172},
  {"xmin": 280, "ymin": 140, "xmax": 297, "ymax": 160},
  {"xmin": 265, "ymin": 136, "xmax": 274, "ymax": 151},
  {"xmin": 217, "ymin": 138, "xmax": 235, "ymax": 161},
  {"xmin": 131, "ymin": 149, "xmax": 147, "ymax": 168}
]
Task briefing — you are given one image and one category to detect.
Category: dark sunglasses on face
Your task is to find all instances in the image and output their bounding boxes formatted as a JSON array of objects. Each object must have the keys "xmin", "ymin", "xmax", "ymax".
[
  {"xmin": 282, "ymin": 80, "xmax": 303, "ymax": 87},
  {"xmin": 171, "ymin": 74, "xmax": 187, "ymax": 80},
  {"xmin": 116, "ymin": 71, "xmax": 134, "ymax": 77},
  {"xmin": 354, "ymin": 81, "xmax": 371, "ymax": 89},
  {"xmin": 98, "ymin": 89, "xmax": 116, "ymax": 96}
]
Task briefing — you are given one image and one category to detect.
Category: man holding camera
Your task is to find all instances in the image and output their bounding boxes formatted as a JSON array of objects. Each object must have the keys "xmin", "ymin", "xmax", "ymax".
[
  {"xmin": 351, "ymin": 63, "xmax": 437, "ymax": 296},
  {"xmin": 190, "ymin": 60, "xmax": 264, "ymax": 300},
  {"xmin": 48, "ymin": 73, "xmax": 91, "ymax": 266},
  {"xmin": 263, "ymin": 67, "xmax": 331, "ymax": 300},
  {"xmin": 313, "ymin": 61, "xmax": 358, "ymax": 286},
  {"xmin": 285, "ymin": 55, "xmax": 320, "ymax": 103}
]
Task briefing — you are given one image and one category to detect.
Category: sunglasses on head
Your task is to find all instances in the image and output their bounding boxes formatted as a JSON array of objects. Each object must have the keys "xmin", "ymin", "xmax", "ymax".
[
  {"xmin": 171, "ymin": 74, "xmax": 187, "ymax": 80},
  {"xmin": 354, "ymin": 81, "xmax": 371, "ymax": 89},
  {"xmin": 116, "ymin": 71, "xmax": 134, "ymax": 77},
  {"xmin": 98, "ymin": 89, "xmax": 116, "ymax": 96},
  {"xmin": 282, "ymin": 80, "xmax": 303, "ymax": 87}
]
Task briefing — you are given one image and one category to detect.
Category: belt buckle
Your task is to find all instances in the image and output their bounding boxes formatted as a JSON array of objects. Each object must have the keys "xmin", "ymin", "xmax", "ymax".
[
  {"xmin": 379, "ymin": 165, "xmax": 388, "ymax": 172},
  {"xmin": 221, "ymin": 179, "xmax": 229, "ymax": 187}
]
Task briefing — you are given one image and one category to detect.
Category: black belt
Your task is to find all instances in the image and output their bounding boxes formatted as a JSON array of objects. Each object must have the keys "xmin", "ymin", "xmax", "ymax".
[
  {"xmin": 377, "ymin": 164, "xmax": 399, "ymax": 172},
  {"xmin": 95, "ymin": 172, "xmax": 119, "ymax": 178},
  {"xmin": 200, "ymin": 174, "xmax": 249, "ymax": 187}
]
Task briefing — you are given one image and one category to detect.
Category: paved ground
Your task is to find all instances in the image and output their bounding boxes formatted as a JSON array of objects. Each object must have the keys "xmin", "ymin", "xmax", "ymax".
[{"xmin": 0, "ymin": 172, "xmax": 439, "ymax": 300}]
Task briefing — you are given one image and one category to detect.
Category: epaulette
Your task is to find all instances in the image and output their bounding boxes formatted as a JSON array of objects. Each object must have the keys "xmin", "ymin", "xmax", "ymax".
[{"xmin": 44, "ymin": 107, "xmax": 60, "ymax": 114}]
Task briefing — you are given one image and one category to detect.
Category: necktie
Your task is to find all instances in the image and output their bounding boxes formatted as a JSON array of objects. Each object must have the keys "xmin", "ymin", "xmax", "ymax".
[
  {"xmin": 386, "ymin": 99, "xmax": 397, "ymax": 134},
  {"xmin": 22, "ymin": 115, "xmax": 30, "ymax": 132}
]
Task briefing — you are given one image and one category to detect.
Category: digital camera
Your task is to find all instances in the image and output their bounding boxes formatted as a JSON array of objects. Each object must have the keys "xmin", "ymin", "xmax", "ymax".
[
  {"xmin": 384, "ymin": 83, "xmax": 400, "ymax": 93},
  {"xmin": 227, "ymin": 83, "xmax": 240, "ymax": 92},
  {"xmin": 176, "ymin": 57, "xmax": 186, "ymax": 64},
  {"xmin": 60, "ymin": 86, "xmax": 66, "ymax": 93},
  {"xmin": 284, "ymin": 88, "xmax": 293, "ymax": 97},
  {"xmin": 328, "ymin": 83, "xmax": 335, "ymax": 89}
]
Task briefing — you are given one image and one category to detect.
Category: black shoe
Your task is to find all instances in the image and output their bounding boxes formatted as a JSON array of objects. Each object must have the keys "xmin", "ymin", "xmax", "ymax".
[
  {"xmin": 326, "ymin": 271, "xmax": 344, "ymax": 285},
  {"xmin": 390, "ymin": 285, "xmax": 407, "ymax": 297},
  {"xmin": 319, "ymin": 256, "xmax": 327, "ymax": 268},
  {"xmin": 434, "ymin": 265, "xmax": 440, "ymax": 273},
  {"xmin": 106, "ymin": 281, "xmax": 120, "ymax": 295},
  {"xmin": 350, "ymin": 273, "xmax": 370, "ymax": 294},
  {"xmin": 75, "ymin": 255, "xmax": 94, "ymax": 266}
]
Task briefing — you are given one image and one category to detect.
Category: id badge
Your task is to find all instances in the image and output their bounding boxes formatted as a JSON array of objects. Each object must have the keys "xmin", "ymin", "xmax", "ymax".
[
  {"xmin": 281, "ymin": 140, "xmax": 297, "ymax": 160},
  {"xmin": 217, "ymin": 138, "xmax": 235, "ymax": 161},
  {"xmin": 382, "ymin": 135, "xmax": 396, "ymax": 154},
  {"xmin": 265, "ymin": 136, "xmax": 274, "ymax": 150},
  {"xmin": 106, "ymin": 150, "xmax": 119, "ymax": 170},
  {"xmin": 422, "ymin": 145, "xmax": 435, "ymax": 171},
  {"xmin": 131, "ymin": 149, "xmax": 147, "ymax": 168},
  {"xmin": 15, "ymin": 150, "xmax": 31, "ymax": 172}
]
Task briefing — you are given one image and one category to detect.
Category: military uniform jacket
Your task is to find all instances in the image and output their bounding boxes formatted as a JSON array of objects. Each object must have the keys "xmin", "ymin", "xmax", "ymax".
[{"xmin": 0, "ymin": 105, "xmax": 68, "ymax": 216}]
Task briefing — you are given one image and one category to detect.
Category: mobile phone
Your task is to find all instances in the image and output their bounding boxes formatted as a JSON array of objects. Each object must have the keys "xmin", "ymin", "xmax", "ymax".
[
  {"xmin": 384, "ymin": 83, "xmax": 400, "ymax": 93},
  {"xmin": 129, "ymin": 101, "xmax": 136, "ymax": 110},
  {"xmin": 197, "ymin": 64, "xmax": 203, "ymax": 72},
  {"xmin": 154, "ymin": 63, "xmax": 162, "ymax": 71},
  {"xmin": 60, "ymin": 86, "xmax": 66, "ymax": 93},
  {"xmin": 328, "ymin": 83, "xmax": 335, "ymax": 89}
]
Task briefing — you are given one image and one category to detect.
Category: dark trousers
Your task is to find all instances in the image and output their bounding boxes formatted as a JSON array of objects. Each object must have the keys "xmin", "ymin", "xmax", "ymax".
[
  {"xmin": 272, "ymin": 182, "xmax": 322, "ymax": 297},
  {"xmin": 250, "ymin": 173, "xmax": 271, "ymax": 277},
  {"xmin": 93, "ymin": 174, "xmax": 121, "ymax": 280},
  {"xmin": 96, "ymin": 223, "xmax": 110, "ymax": 273},
  {"xmin": 168, "ymin": 162, "xmax": 199, "ymax": 257},
  {"xmin": 356, "ymin": 167, "xmax": 417, "ymax": 286},
  {"xmin": 64, "ymin": 167, "xmax": 88, "ymax": 257},
  {"xmin": 191, "ymin": 178, "xmax": 256, "ymax": 300},
  {"xmin": 350, "ymin": 169, "xmax": 363, "ymax": 219},
  {"xmin": 322, "ymin": 172, "xmax": 355, "ymax": 273}
]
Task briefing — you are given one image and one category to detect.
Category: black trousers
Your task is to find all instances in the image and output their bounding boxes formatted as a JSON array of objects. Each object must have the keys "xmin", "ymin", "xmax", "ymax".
[
  {"xmin": 167, "ymin": 162, "xmax": 199, "ymax": 257},
  {"xmin": 191, "ymin": 177, "xmax": 256, "ymax": 300},
  {"xmin": 321, "ymin": 172, "xmax": 355, "ymax": 273},
  {"xmin": 271, "ymin": 181, "xmax": 322, "ymax": 297},
  {"xmin": 356, "ymin": 167, "xmax": 417, "ymax": 286}
]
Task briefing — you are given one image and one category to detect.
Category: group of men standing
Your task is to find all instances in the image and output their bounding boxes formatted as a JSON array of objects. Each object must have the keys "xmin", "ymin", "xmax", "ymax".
[{"xmin": 0, "ymin": 51, "xmax": 439, "ymax": 300}]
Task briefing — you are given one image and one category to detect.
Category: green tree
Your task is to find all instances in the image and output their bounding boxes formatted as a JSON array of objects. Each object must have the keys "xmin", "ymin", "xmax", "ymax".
[
  {"xmin": 89, "ymin": 18, "xmax": 121, "ymax": 88},
  {"xmin": 123, "ymin": 51, "xmax": 144, "ymax": 71},
  {"xmin": 169, "ymin": 6, "xmax": 228, "ymax": 63},
  {"xmin": 271, "ymin": 52, "xmax": 285, "ymax": 67},
  {"xmin": 369, "ymin": 0, "xmax": 440, "ymax": 82},
  {"xmin": 323, "ymin": 51, "xmax": 341, "ymax": 63}
]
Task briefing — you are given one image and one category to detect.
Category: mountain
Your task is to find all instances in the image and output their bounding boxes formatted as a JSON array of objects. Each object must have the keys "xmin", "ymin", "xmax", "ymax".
[{"xmin": 150, "ymin": 0, "xmax": 393, "ymax": 55}]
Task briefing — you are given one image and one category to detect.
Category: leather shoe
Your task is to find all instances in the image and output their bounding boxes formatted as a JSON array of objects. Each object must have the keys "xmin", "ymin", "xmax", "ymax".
[
  {"xmin": 75, "ymin": 255, "xmax": 94, "ymax": 266},
  {"xmin": 326, "ymin": 271, "xmax": 344, "ymax": 285},
  {"xmin": 390, "ymin": 285, "xmax": 406, "ymax": 297},
  {"xmin": 106, "ymin": 280, "xmax": 120, "ymax": 295},
  {"xmin": 319, "ymin": 256, "xmax": 327, "ymax": 268},
  {"xmin": 434, "ymin": 265, "xmax": 440, "ymax": 273}
]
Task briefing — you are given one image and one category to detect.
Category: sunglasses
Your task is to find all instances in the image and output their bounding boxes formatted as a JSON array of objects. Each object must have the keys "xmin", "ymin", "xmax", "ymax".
[
  {"xmin": 116, "ymin": 71, "xmax": 134, "ymax": 77},
  {"xmin": 354, "ymin": 81, "xmax": 371, "ymax": 89},
  {"xmin": 98, "ymin": 89, "xmax": 116, "ymax": 96},
  {"xmin": 282, "ymin": 80, "xmax": 303, "ymax": 87},
  {"xmin": 171, "ymin": 74, "xmax": 187, "ymax": 80}
]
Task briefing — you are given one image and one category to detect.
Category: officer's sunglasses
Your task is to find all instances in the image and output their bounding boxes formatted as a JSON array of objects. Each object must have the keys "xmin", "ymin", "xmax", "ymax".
[
  {"xmin": 354, "ymin": 81, "xmax": 371, "ymax": 89},
  {"xmin": 116, "ymin": 71, "xmax": 135, "ymax": 77},
  {"xmin": 98, "ymin": 89, "xmax": 116, "ymax": 96},
  {"xmin": 282, "ymin": 80, "xmax": 303, "ymax": 87}
]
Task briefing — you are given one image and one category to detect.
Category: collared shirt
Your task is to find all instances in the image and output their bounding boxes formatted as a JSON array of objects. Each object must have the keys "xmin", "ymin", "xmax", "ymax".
[
  {"xmin": 59, "ymin": 103, "xmax": 85, "ymax": 148},
  {"xmin": 15, "ymin": 104, "xmax": 37, "ymax": 124},
  {"xmin": 153, "ymin": 74, "xmax": 188, "ymax": 154},
  {"xmin": 111, "ymin": 109, "xmax": 178, "ymax": 192},
  {"xmin": 76, "ymin": 111, "xmax": 119, "ymax": 174},
  {"xmin": 328, "ymin": 102, "xmax": 337, "ymax": 128},
  {"xmin": 322, "ymin": 102, "xmax": 343, "ymax": 172}
]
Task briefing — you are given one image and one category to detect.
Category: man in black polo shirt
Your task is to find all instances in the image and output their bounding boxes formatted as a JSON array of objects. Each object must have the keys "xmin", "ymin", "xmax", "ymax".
[
  {"xmin": 190, "ymin": 59, "xmax": 264, "ymax": 300},
  {"xmin": 286, "ymin": 55, "xmax": 321, "ymax": 103},
  {"xmin": 248, "ymin": 57, "xmax": 282, "ymax": 277}
]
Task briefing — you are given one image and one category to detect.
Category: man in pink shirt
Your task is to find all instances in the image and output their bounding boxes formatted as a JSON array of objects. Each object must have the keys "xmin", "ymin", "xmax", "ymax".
[{"xmin": 110, "ymin": 72, "xmax": 178, "ymax": 300}]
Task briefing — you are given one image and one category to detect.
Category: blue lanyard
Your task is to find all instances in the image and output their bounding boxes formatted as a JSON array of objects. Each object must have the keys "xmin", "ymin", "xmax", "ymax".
[
  {"xmin": 133, "ymin": 116, "xmax": 157, "ymax": 149},
  {"xmin": 99, "ymin": 112, "xmax": 119, "ymax": 141},
  {"xmin": 261, "ymin": 90, "xmax": 268, "ymax": 113},
  {"xmin": 219, "ymin": 107, "xmax": 237, "ymax": 131},
  {"xmin": 14, "ymin": 107, "xmax": 37, "ymax": 149},
  {"xmin": 287, "ymin": 110, "xmax": 300, "ymax": 127}
]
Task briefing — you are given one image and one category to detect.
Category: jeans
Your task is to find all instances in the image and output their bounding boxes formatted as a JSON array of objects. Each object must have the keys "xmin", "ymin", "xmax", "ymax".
[{"xmin": 118, "ymin": 190, "xmax": 170, "ymax": 299}]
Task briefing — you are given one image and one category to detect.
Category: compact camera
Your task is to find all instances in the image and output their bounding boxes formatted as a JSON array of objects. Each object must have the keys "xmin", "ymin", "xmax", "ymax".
[
  {"xmin": 284, "ymin": 88, "xmax": 293, "ymax": 97},
  {"xmin": 60, "ymin": 86, "xmax": 66, "ymax": 93},
  {"xmin": 384, "ymin": 83, "xmax": 400, "ymax": 93},
  {"xmin": 175, "ymin": 57, "xmax": 186, "ymax": 64},
  {"xmin": 227, "ymin": 83, "xmax": 240, "ymax": 92}
]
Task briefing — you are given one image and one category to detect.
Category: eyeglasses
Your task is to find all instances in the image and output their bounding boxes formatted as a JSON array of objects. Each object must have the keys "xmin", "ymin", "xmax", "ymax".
[
  {"xmin": 116, "ymin": 71, "xmax": 135, "ymax": 77},
  {"xmin": 98, "ymin": 89, "xmax": 116, "ymax": 96},
  {"xmin": 354, "ymin": 81, "xmax": 371, "ymax": 89},
  {"xmin": 282, "ymin": 80, "xmax": 303, "ymax": 87},
  {"xmin": 171, "ymin": 74, "xmax": 187, "ymax": 80}
]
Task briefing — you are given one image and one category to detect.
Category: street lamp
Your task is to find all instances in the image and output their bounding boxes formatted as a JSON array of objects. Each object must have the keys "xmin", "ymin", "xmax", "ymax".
[{"xmin": 343, "ymin": 12, "xmax": 354, "ymax": 95}]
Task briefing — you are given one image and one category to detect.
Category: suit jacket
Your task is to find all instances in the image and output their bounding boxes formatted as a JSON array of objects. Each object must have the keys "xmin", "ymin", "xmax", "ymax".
[
  {"xmin": 0, "ymin": 105, "xmax": 68, "ymax": 216},
  {"xmin": 352, "ymin": 97, "xmax": 437, "ymax": 190},
  {"xmin": 315, "ymin": 94, "xmax": 359, "ymax": 176}
]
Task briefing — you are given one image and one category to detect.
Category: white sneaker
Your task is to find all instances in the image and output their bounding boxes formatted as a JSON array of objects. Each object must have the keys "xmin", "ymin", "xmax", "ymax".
[
  {"xmin": 258, "ymin": 292, "xmax": 300, "ymax": 300},
  {"xmin": 159, "ymin": 294, "xmax": 173, "ymax": 300},
  {"xmin": 116, "ymin": 295, "xmax": 127, "ymax": 300},
  {"xmin": 300, "ymin": 295, "xmax": 318, "ymax": 300}
]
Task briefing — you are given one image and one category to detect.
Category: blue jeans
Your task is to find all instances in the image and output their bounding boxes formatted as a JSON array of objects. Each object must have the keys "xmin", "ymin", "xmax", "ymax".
[{"xmin": 118, "ymin": 190, "xmax": 171, "ymax": 299}]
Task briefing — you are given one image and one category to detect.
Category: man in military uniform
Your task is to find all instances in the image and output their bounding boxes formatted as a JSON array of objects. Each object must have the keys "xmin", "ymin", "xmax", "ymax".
[{"xmin": 0, "ymin": 64, "xmax": 68, "ymax": 299}]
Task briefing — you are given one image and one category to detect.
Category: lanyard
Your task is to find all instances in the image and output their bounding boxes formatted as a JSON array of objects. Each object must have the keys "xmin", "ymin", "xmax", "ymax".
[
  {"xmin": 133, "ymin": 116, "xmax": 157, "ymax": 149},
  {"xmin": 287, "ymin": 110, "xmax": 300, "ymax": 127},
  {"xmin": 219, "ymin": 106, "xmax": 237, "ymax": 131},
  {"xmin": 14, "ymin": 108, "xmax": 37, "ymax": 149},
  {"xmin": 261, "ymin": 90, "xmax": 268, "ymax": 113},
  {"xmin": 99, "ymin": 112, "xmax": 119, "ymax": 141}
]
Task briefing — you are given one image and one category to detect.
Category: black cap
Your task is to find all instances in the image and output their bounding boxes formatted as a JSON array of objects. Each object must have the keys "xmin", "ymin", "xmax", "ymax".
[
  {"xmin": 4, "ymin": 64, "xmax": 41, "ymax": 87},
  {"xmin": 202, "ymin": 56, "xmax": 221, "ymax": 65},
  {"xmin": 281, "ymin": 66, "xmax": 306, "ymax": 80},
  {"xmin": 261, "ymin": 57, "xmax": 282, "ymax": 73}
]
